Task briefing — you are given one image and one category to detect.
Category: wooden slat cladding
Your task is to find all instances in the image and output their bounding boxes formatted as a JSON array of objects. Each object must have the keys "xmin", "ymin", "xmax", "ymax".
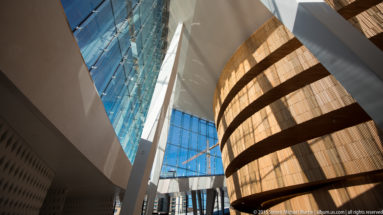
[
  {"xmin": 225, "ymin": 103, "xmax": 371, "ymax": 178},
  {"xmin": 336, "ymin": 0, "xmax": 382, "ymax": 19},
  {"xmin": 215, "ymin": 38, "xmax": 302, "ymax": 129},
  {"xmin": 326, "ymin": 0, "xmax": 383, "ymax": 38},
  {"xmin": 219, "ymin": 64, "xmax": 330, "ymax": 151},
  {"xmin": 215, "ymin": 0, "xmax": 383, "ymax": 134},
  {"xmin": 214, "ymin": 2, "xmax": 383, "ymax": 214},
  {"xmin": 231, "ymin": 169, "xmax": 383, "ymax": 212}
]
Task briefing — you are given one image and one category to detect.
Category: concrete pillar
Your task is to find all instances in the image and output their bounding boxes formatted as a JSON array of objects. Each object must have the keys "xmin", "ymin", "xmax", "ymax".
[
  {"xmin": 206, "ymin": 189, "xmax": 216, "ymax": 215},
  {"xmin": 260, "ymin": 0, "xmax": 383, "ymax": 129}
]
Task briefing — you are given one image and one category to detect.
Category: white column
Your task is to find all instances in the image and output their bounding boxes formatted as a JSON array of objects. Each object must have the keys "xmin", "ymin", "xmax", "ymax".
[
  {"xmin": 260, "ymin": 0, "xmax": 383, "ymax": 128},
  {"xmin": 120, "ymin": 23, "xmax": 184, "ymax": 215},
  {"xmin": 144, "ymin": 91, "xmax": 175, "ymax": 215},
  {"xmin": 144, "ymin": 22, "xmax": 185, "ymax": 215}
]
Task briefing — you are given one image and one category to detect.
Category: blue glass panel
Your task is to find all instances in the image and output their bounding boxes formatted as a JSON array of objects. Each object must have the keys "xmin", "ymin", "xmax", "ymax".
[
  {"xmin": 171, "ymin": 127, "xmax": 181, "ymax": 146},
  {"xmin": 73, "ymin": 0, "xmax": 116, "ymax": 68},
  {"xmin": 198, "ymin": 135, "xmax": 206, "ymax": 151},
  {"xmin": 130, "ymin": 0, "xmax": 138, "ymax": 7},
  {"xmin": 200, "ymin": 121, "xmax": 207, "ymax": 136},
  {"xmin": 132, "ymin": 5, "xmax": 142, "ymax": 33},
  {"xmin": 111, "ymin": 0, "xmax": 131, "ymax": 29},
  {"xmin": 180, "ymin": 130, "xmax": 189, "ymax": 149},
  {"xmin": 122, "ymin": 48, "xmax": 133, "ymax": 75},
  {"xmin": 190, "ymin": 133, "xmax": 198, "ymax": 151},
  {"xmin": 62, "ymin": 0, "xmax": 167, "ymax": 163},
  {"xmin": 179, "ymin": 148, "xmax": 187, "ymax": 168},
  {"xmin": 90, "ymin": 37, "xmax": 122, "ymax": 94},
  {"xmin": 182, "ymin": 114, "xmax": 190, "ymax": 130},
  {"xmin": 160, "ymin": 109, "xmax": 224, "ymax": 178},
  {"xmin": 135, "ymin": 31, "xmax": 144, "ymax": 59},
  {"xmin": 165, "ymin": 145, "xmax": 178, "ymax": 166},
  {"xmin": 118, "ymin": 25, "xmax": 132, "ymax": 55},
  {"xmin": 208, "ymin": 124, "xmax": 216, "ymax": 138},
  {"xmin": 177, "ymin": 168, "xmax": 186, "ymax": 177},
  {"xmin": 61, "ymin": 0, "xmax": 103, "ymax": 30},
  {"xmin": 173, "ymin": 111, "xmax": 182, "ymax": 127},
  {"xmin": 191, "ymin": 117, "xmax": 199, "ymax": 133},
  {"xmin": 101, "ymin": 64, "xmax": 126, "ymax": 122}
]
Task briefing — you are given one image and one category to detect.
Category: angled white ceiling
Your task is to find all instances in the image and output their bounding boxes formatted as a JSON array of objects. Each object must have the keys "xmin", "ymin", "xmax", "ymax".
[{"xmin": 167, "ymin": 0, "xmax": 272, "ymax": 121}]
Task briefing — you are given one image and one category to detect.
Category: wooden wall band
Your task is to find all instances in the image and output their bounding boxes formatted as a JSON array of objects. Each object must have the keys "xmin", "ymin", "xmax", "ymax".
[
  {"xmin": 214, "ymin": 1, "xmax": 383, "ymax": 213},
  {"xmin": 215, "ymin": 1, "xmax": 381, "ymax": 130},
  {"xmin": 219, "ymin": 33, "xmax": 383, "ymax": 151},
  {"xmin": 219, "ymin": 64, "xmax": 330, "ymax": 151},
  {"xmin": 215, "ymin": 38, "xmax": 302, "ymax": 129},
  {"xmin": 337, "ymin": 0, "xmax": 382, "ymax": 19},
  {"xmin": 230, "ymin": 169, "xmax": 383, "ymax": 213},
  {"xmin": 224, "ymin": 103, "xmax": 371, "ymax": 177}
]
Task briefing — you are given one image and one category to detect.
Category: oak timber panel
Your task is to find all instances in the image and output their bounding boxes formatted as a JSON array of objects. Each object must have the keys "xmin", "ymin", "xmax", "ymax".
[
  {"xmin": 326, "ymin": 0, "xmax": 383, "ymax": 38},
  {"xmin": 214, "ymin": 3, "xmax": 383, "ymax": 212}
]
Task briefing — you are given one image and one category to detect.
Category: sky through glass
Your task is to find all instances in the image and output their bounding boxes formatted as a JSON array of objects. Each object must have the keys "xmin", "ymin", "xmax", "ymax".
[{"xmin": 161, "ymin": 109, "xmax": 224, "ymax": 178}]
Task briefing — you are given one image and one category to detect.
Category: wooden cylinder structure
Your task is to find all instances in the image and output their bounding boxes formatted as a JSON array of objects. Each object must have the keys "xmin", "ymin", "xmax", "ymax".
[{"xmin": 213, "ymin": 1, "xmax": 383, "ymax": 213}]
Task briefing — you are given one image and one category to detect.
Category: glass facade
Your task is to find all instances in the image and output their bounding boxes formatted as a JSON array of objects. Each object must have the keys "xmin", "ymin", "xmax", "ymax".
[
  {"xmin": 155, "ymin": 191, "xmax": 230, "ymax": 215},
  {"xmin": 60, "ymin": 0, "xmax": 168, "ymax": 162},
  {"xmin": 160, "ymin": 109, "xmax": 224, "ymax": 178}
]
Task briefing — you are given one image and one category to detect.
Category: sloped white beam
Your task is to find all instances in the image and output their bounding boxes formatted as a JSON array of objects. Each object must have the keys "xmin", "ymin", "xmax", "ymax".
[
  {"xmin": 120, "ymin": 23, "xmax": 184, "ymax": 215},
  {"xmin": 144, "ymin": 22, "xmax": 186, "ymax": 215},
  {"xmin": 157, "ymin": 175, "xmax": 226, "ymax": 194}
]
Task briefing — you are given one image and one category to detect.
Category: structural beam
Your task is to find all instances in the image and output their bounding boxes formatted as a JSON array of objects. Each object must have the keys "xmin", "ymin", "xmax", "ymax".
[
  {"xmin": 120, "ymin": 139, "xmax": 153, "ymax": 215},
  {"xmin": 260, "ymin": 0, "xmax": 383, "ymax": 129},
  {"xmin": 157, "ymin": 176, "xmax": 226, "ymax": 194},
  {"xmin": 143, "ymin": 22, "xmax": 185, "ymax": 215},
  {"xmin": 120, "ymin": 23, "xmax": 184, "ymax": 215}
]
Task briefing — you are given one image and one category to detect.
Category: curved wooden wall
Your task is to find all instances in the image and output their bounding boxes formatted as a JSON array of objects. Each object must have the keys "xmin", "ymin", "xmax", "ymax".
[{"xmin": 213, "ymin": 0, "xmax": 383, "ymax": 213}]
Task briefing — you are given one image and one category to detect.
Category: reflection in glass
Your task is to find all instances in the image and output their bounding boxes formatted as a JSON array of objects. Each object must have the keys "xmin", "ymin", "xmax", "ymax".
[{"xmin": 61, "ymin": 0, "xmax": 168, "ymax": 163}]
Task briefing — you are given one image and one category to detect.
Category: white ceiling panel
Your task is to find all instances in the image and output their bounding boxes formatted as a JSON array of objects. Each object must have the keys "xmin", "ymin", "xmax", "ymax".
[{"xmin": 167, "ymin": 0, "xmax": 272, "ymax": 121}]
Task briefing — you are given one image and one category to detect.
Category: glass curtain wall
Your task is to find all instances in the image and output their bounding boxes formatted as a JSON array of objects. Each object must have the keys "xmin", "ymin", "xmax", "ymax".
[
  {"xmin": 169, "ymin": 195, "xmax": 188, "ymax": 215},
  {"xmin": 60, "ymin": 0, "xmax": 168, "ymax": 162},
  {"xmin": 160, "ymin": 109, "xmax": 224, "ymax": 178},
  {"xmin": 171, "ymin": 191, "xmax": 229, "ymax": 215}
]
